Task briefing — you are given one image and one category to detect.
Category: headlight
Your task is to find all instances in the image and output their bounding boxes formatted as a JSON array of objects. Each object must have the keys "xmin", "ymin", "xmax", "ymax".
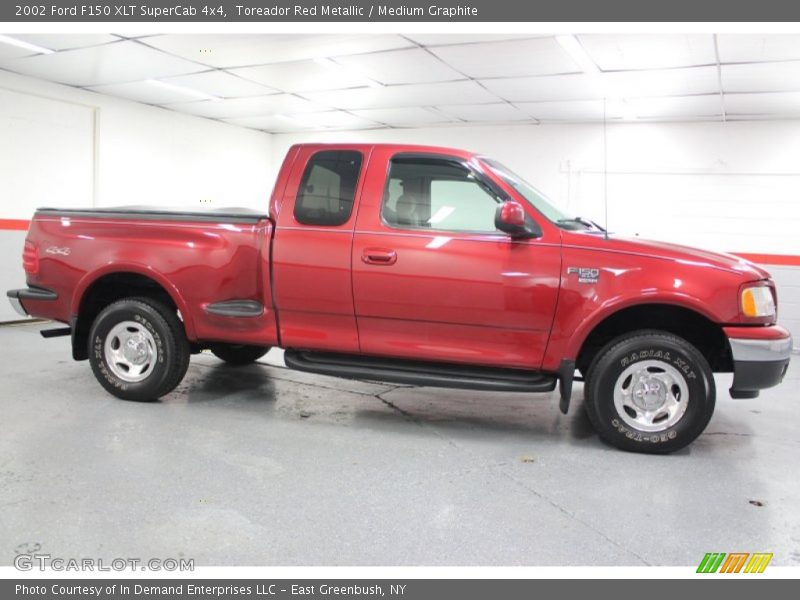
[{"xmin": 741, "ymin": 286, "xmax": 775, "ymax": 318}]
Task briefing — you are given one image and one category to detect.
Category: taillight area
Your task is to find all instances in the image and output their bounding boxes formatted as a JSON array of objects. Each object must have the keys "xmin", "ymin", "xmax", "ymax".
[{"xmin": 22, "ymin": 240, "xmax": 38, "ymax": 275}]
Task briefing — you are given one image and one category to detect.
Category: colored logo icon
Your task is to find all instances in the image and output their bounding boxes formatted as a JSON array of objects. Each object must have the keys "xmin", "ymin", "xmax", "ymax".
[{"xmin": 697, "ymin": 553, "xmax": 773, "ymax": 573}]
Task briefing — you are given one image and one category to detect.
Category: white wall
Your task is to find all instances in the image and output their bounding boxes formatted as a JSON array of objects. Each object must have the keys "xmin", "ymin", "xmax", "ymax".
[
  {"xmin": 0, "ymin": 87, "xmax": 95, "ymax": 214},
  {"xmin": 0, "ymin": 68, "xmax": 273, "ymax": 320},
  {"xmin": 271, "ymin": 121, "xmax": 800, "ymax": 344},
  {"xmin": 0, "ymin": 69, "xmax": 273, "ymax": 217}
]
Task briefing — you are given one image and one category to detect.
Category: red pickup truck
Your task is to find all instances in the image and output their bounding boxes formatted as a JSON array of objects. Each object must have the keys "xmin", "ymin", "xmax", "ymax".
[{"xmin": 8, "ymin": 143, "xmax": 792, "ymax": 453}]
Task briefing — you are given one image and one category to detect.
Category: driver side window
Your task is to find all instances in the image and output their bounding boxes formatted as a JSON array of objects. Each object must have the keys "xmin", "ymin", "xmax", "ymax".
[{"xmin": 382, "ymin": 157, "xmax": 502, "ymax": 233}]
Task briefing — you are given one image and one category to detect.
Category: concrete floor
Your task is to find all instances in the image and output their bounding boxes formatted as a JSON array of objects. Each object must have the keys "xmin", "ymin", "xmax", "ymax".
[{"xmin": 1, "ymin": 321, "xmax": 798, "ymax": 567}]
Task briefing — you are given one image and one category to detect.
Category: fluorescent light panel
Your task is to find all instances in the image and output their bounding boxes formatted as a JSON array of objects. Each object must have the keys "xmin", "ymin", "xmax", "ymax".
[
  {"xmin": 146, "ymin": 79, "xmax": 220, "ymax": 101},
  {"xmin": 0, "ymin": 34, "xmax": 54, "ymax": 55},
  {"xmin": 555, "ymin": 35, "xmax": 600, "ymax": 74},
  {"xmin": 555, "ymin": 36, "xmax": 636, "ymax": 119}
]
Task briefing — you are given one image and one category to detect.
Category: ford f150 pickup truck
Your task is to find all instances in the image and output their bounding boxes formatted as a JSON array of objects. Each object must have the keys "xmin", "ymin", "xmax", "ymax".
[{"xmin": 7, "ymin": 143, "xmax": 792, "ymax": 453}]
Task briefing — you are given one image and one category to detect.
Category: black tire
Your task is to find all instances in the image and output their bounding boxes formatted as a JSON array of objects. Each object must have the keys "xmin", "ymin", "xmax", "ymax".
[
  {"xmin": 210, "ymin": 344, "xmax": 270, "ymax": 365},
  {"xmin": 88, "ymin": 297, "xmax": 190, "ymax": 401},
  {"xmin": 584, "ymin": 330, "xmax": 715, "ymax": 454}
]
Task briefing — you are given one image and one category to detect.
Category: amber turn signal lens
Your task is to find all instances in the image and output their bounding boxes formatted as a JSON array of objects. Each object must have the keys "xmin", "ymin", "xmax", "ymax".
[{"xmin": 741, "ymin": 286, "xmax": 775, "ymax": 318}]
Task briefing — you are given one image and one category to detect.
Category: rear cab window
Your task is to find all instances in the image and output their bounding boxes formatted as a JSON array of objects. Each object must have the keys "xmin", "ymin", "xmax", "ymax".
[{"xmin": 294, "ymin": 150, "xmax": 363, "ymax": 226}]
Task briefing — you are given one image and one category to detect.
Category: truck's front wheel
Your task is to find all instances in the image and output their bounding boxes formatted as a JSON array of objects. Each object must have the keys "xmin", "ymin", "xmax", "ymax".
[
  {"xmin": 584, "ymin": 330, "xmax": 716, "ymax": 453},
  {"xmin": 88, "ymin": 297, "xmax": 190, "ymax": 401}
]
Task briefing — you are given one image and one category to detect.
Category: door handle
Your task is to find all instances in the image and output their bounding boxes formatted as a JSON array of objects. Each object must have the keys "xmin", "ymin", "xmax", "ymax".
[{"xmin": 362, "ymin": 248, "xmax": 397, "ymax": 266}]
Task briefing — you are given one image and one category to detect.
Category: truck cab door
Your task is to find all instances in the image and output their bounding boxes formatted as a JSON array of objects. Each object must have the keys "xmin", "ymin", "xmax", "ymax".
[
  {"xmin": 271, "ymin": 146, "xmax": 367, "ymax": 352},
  {"xmin": 352, "ymin": 148, "xmax": 561, "ymax": 370}
]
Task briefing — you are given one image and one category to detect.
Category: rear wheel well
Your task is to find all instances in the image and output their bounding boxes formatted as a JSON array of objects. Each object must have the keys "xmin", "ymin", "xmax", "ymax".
[
  {"xmin": 576, "ymin": 304, "xmax": 732, "ymax": 376},
  {"xmin": 72, "ymin": 273, "xmax": 179, "ymax": 360}
]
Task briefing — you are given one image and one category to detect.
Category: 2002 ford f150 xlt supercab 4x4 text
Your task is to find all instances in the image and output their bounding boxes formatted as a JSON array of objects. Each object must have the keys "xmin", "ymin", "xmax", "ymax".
[{"xmin": 7, "ymin": 143, "xmax": 792, "ymax": 453}]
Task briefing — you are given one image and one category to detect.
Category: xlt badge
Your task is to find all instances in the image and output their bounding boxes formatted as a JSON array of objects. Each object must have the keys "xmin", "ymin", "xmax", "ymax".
[{"xmin": 567, "ymin": 267, "xmax": 599, "ymax": 283}]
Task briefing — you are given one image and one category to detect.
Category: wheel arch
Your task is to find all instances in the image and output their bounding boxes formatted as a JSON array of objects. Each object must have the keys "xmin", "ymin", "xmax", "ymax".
[
  {"xmin": 70, "ymin": 265, "xmax": 193, "ymax": 360},
  {"xmin": 574, "ymin": 301, "xmax": 733, "ymax": 376}
]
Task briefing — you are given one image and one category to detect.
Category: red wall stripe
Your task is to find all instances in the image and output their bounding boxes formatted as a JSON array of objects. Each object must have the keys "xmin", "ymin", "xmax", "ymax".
[
  {"xmin": 0, "ymin": 218, "xmax": 797, "ymax": 266},
  {"xmin": 731, "ymin": 253, "xmax": 800, "ymax": 266},
  {"xmin": 0, "ymin": 219, "xmax": 31, "ymax": 231}
]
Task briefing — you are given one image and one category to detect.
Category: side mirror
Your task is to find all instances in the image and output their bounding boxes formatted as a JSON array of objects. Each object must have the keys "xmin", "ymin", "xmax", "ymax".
[{"xmin": 494, "ymin": 201, "xmax": 541, "ymax": 239}]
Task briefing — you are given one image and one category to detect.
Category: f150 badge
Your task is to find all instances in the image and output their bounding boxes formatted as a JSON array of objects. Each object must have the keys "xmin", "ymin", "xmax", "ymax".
[{"xmin": 567, "ymin": 267, "xmax": 600, "ymax": 283}]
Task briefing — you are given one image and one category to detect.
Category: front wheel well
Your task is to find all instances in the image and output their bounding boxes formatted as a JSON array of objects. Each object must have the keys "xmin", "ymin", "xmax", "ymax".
[
  {"xmin": 72, "ymin": 272, "xmax": 180, "ymax": 360},
  {"xmin": 576, "ymin": 304, "xmax": 732, "ymax": 375}
]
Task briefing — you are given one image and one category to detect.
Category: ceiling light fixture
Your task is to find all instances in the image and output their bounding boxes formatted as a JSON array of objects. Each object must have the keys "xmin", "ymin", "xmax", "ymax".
[
  {"xmin": 146, "ymin": 79, "xmax": 221, "ymax": 102},
  {"xmin": 554, "ymin": 36, "xmax": 637, "ymax": 120},
  {"xmin": 0, "ymin": 34, "xmax": 54, "ymax": 55},
  {"xmin": 313, "ymin": 57, "xmax": 382, "ymax": 88},
  {"xmin": 555, "ymin": 35, "xmax": 600, "ymax": 75}
]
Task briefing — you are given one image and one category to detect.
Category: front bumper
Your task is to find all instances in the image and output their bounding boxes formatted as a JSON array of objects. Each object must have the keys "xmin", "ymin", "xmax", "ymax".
[
  {"xmin": 726, "ymin": 326, "xmax": 792, "ymax": 398},
  {"xmin": 6, "ymin": 287, "xmax": 58, "ymax": 317}
]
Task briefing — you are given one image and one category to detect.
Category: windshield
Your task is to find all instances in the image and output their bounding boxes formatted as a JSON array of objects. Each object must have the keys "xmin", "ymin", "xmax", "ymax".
[{"xmin": 481, "ymin": 158, "xmax": 599, "ymax": 231}]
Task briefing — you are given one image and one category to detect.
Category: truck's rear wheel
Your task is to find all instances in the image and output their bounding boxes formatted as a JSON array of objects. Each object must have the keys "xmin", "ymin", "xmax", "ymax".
[
  {"xmin": 210, "ymin": 344, "xmax": 270, "ymax": 365},
  {"xmin": 584, "ymin": 330, "xmax": 715, "ymax": 454},
  {"xmin": 88, "ymin": 297, "xmax": 190, "ymax": 401}
]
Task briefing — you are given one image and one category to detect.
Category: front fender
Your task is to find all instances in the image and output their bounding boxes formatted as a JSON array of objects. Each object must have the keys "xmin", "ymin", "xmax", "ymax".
[{"xmin": 541, "ymin": 248, "xmax": 742, "ymax": 372}]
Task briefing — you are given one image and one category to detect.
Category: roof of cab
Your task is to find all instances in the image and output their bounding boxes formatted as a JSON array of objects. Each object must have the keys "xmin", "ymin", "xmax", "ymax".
[{"xmin": 287, "ymin": 142, "xmax": 478, "ymax": 159}]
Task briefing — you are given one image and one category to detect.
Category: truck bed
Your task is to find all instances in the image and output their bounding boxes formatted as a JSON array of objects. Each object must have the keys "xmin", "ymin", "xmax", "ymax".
[
  {"xmin": 36, "ymin": 206, "xmax": 268, "ymax": 223},
  {"xmin": 21, "ymin": 205, "xmax": 278, "ymax": 349}
]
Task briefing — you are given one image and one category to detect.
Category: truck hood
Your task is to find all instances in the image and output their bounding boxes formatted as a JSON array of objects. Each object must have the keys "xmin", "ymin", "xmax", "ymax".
[{"xmin": 567, "ymin": 232, "xmax": 771, "ymax": 280}]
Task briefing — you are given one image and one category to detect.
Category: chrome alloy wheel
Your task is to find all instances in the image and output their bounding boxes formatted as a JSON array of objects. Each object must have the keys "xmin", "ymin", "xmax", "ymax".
[
  {"xmin": 104, "ymin": 321, "xmax": 158, "ymax": 383},
  {"xmin": 613, "ymin": 360, "xmax": 689, "ymax": 432}
]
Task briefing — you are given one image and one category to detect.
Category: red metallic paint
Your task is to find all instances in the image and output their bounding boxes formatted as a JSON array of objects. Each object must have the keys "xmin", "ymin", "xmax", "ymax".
[
  {"xmin": 723, "ymin": 325, "xmax": 792, "ymax": 341},
  {"xmin": 270, "ymin": 144, "xmax": 371, "ymax": 353},
  {"xmin": 16, "ymin": 143, "xmax": 791, "ymax": 375},
  {"xmin": 540, "ymin": 230, "xmax": 773, "ymax": 371},
  {"xmin": 351, "ymin": 145, "xmax": 561, "ymax": 368},
  {"xmin": 24, "ymin": 215, "xmax": 278, "ymax": 346}
]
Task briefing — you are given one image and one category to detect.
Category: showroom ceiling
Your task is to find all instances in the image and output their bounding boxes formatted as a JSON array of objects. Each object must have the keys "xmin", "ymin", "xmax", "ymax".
[{"xmin": 0, "ymin": 33, "xmax": 799, "ymax": 132}]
